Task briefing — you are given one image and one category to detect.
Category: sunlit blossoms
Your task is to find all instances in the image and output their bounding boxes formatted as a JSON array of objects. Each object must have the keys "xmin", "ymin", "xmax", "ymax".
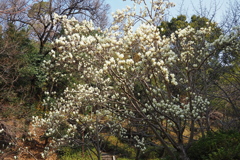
[{"xmin": 32, "ymin": 0, "xmax": 240, "ymax": 159}]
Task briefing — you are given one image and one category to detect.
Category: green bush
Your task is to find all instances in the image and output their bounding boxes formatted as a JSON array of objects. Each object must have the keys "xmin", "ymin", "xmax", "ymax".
[
  {"xmin": 140, "ymin": 146, "xmax": 164, "ymax": 159},
  {"xmin": 187, "ymin": 130, "xmax": 240, "ymax": 160}
]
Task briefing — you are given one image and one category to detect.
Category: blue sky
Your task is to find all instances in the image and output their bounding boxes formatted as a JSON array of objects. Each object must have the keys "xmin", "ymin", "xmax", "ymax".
[{"xmin": 105, "ymin": 0, "xmax": 229, "ymax": 23}]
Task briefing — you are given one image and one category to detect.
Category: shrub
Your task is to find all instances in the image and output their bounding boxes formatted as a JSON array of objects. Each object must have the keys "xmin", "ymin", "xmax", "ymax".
[{"xmin": 187, "ymin": 130, "xmax": 240, "ymax": 160}]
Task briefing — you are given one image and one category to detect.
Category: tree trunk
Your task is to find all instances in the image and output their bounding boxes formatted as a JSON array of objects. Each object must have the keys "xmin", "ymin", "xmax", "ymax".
[
  {"xmin": 135, "ymin": 148, "xmax": 141, "ymax": 160},
  {"xmin": 178, "ymin": 145, "xmax": 190, "ymax": 160}
]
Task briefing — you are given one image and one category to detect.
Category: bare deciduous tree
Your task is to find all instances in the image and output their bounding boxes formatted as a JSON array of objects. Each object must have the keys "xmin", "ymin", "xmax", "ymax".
[
  {"xmin": 221, "ymin": 0, "xmax": 240, "ymax": 33},
  {"xmin": 0, "ymin": 0, "xmax": 110, "ymax": 54}
]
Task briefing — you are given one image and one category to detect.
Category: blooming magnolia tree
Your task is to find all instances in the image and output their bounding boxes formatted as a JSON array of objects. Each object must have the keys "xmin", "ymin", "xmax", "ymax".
[{"xmin": 32, "ymin": 0, "xmax": 240, "ymax": 159}]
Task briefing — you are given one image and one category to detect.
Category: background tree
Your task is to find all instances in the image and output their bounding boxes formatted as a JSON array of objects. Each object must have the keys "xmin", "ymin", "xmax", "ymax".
[
  {"xmin": 0, "ymin": 23, "xmax": 39, "ymax": 105},
  {"xmin": 190, "ymin": 0, "xmax": 220, "ymax": 21},
  {"xmin": 159, "ymin": 14, "xmax": 221, "ymax": 41},
  {"xmin": 0, "ymin": 0, "xmax": 110, "ymax": 55},
  {"xmin": 221, "ymin": 0, "xmax": 240, "ymax": 33}
]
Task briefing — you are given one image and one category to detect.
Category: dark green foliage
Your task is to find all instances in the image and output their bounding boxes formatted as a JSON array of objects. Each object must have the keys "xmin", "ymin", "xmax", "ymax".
[
  {"xmin": 140, "ymin": 146, "xmax": 165, "ymax": 159},
  {"xmin": 187, "ymin": 130, "xmax": 240, "ymax": 160},
  {"xmin": 0, "ymin": 23, "xmax": 44, "ymax": 114},
  {"xmin": 159, "ymin": 15, "xmax": 222, "ymax": 42},
  {"xmin": 159, "ymin": 15, "xmax": 188, "ymax": 36}
]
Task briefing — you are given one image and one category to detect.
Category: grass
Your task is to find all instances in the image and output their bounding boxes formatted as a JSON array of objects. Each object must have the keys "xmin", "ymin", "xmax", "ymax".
[
  {"xmin": 105, "ymin": 135, "xmax": 136, "ymax": 158},
  {"xmin": 59, "ymin": 135, "xmax": 165, "ymax": 160},
  {"xmin": 59, "ymin": 147, "xmax": 98, "ymax": 160}
]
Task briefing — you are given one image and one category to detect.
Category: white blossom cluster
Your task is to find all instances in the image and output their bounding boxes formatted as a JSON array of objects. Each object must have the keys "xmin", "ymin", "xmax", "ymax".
[
  {"xmin": 0, "ymin": 128, "xmax": 4, "ymax": 133},
  {"xmin": 32, "ymin": 0, "xmax": 240, "ymax": 158},
  {"xmin": 32, "ymin": 82, "xmax": 122, "ymax": 156},
  {"xmin": 142, "ymin": 95, "xmax": 208, "ymax": 121},
  {"xmin": 210, "ymin": 26, "xmax": 240, "ymax": 54},
  {"xmin": 112, "ymin": 0, "xmax": 175, "ymax": 27},
  {"xmin": 134, "ymin": 135, "xmax": 146, "ymax": 151}
]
